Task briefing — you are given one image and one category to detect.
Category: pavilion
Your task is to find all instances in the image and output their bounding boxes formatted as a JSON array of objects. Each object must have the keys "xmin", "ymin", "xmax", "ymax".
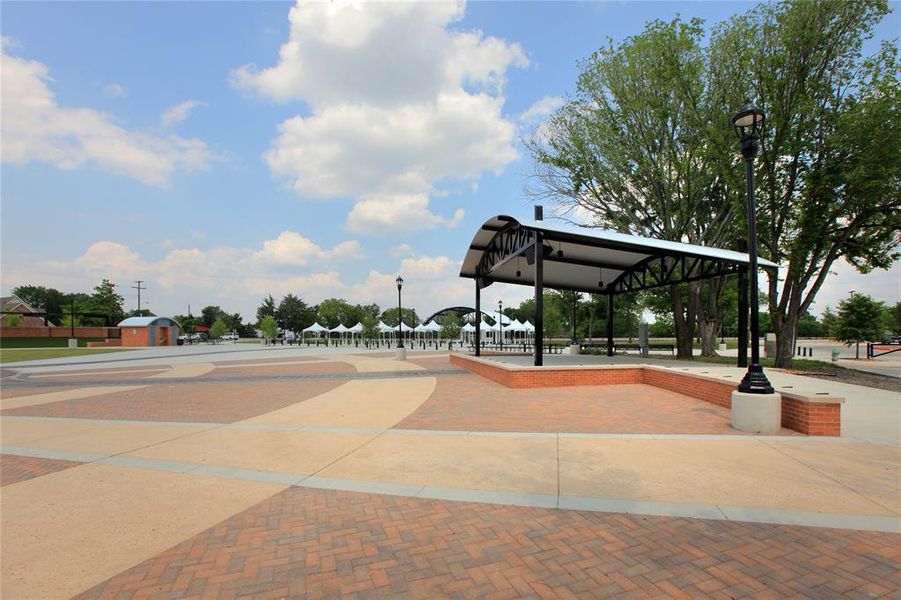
[{"xmin": 459, "ymin": 212, "xmax": 778, "ymax": 366}]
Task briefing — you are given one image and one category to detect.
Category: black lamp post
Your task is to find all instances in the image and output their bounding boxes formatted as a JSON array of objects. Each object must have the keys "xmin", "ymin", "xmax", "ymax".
[
  {"xmin": 396, "ymin": 276, "xmax": 404, "ymax": 349},
  {"xmin": 498, "ymin": 300, "xmax": 503, "ymax": 351},
  {"xmin": 733, "ymin": 100, "xmax": 774, "ymax": 394}
]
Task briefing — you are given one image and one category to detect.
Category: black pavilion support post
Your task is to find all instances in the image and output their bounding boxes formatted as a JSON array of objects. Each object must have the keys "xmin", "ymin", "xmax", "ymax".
[
  {"xmin": 606, "ymin": 293, "xmax": 614, "ymax": 357},
  {"xmin": 534, "ymin": 205, "xmax": 544, "ymax": 366},
  {"xmin": 737, "ymin": 239, "xmax": 749, "ymax": 368},
  {"xmin": 474, "ymin": 280, "xmax": 481, "ymax": 357}
]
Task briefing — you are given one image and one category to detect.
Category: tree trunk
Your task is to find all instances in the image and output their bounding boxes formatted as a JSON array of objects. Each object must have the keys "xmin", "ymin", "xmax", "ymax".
[
  {"xmin": 671, "ymin": 284, "xmax": 695, "ymax": 359},
  {"xmin": 773, "ymin": 313, "xmax": 798, "ymax": 368},
  {"xmin": 695, "ymin": 279, "xmax": 725, "ymax": 357}
]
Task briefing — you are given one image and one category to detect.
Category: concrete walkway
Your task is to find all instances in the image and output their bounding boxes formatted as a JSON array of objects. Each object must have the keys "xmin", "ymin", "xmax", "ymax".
[{"xmin": 1, "ymin": 350, "xmax": 898, "ymax": 598}]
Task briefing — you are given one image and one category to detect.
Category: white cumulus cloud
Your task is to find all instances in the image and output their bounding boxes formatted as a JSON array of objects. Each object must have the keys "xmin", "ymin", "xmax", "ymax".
[
  {"xmin": 251, "ymin": 231, "xmax": 364, "ymax": 266},
  {"xmin": 103, "ymin": 82, "xmax": 128, "ymax": 98},
  {"xmin": 0, "ymin": 44, "xmax": 214, "ymax": 187},
  {"xmin": 160, "ymin": 99, "xmax": 207, "ymax": 129},
  {"xmin": 518, "ymin": 95, "xmax": 564, "ymax": 126},
  {"xmin": 232, "ymin": 0, "xmax": 528, "ymax": 234}
]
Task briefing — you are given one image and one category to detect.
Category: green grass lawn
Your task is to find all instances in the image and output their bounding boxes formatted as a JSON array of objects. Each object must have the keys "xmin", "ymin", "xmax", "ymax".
[{"xmin": 0, "ymin": 347, "xmax": 133, "ymax": 364}]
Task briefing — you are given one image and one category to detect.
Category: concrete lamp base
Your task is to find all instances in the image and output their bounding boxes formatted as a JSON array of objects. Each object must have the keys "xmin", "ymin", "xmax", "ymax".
[
  {"xmin": 395, "ymin": 347, "xmax": 407, "ymax": 361},
  {"xmin": 569, "ymin": 343, "xmax": 580, "ymax": 355},
  {"xmin": 731, "ymin": 391, "xmax": 781, "ymax": 434},
  {"xmin": 68, "ymin": 338, "xmax": 78, "ymax": 349}
]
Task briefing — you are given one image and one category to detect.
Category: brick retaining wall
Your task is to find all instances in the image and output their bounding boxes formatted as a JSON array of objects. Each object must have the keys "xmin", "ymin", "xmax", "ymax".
[
  {"xmin": 450, "ymin": 354, "xmax": 842, "ymax": 436},
  {"xmin": 0, "ymin": 326, "xmax": 120, "ymax": 339}
]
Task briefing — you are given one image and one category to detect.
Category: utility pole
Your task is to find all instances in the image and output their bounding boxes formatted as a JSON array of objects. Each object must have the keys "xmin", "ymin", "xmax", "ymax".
[{"xmin": 132, "ymin": 280, "xmax": 146, "ymax": 315}]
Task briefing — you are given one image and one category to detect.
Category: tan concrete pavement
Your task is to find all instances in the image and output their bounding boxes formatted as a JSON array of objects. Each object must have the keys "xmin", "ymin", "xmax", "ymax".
[
  {"xmin": 128, "ymin": 428, "xmax": 376, "ymax": 475},
  {"xmin": 319, "ymin": 432, "xmax": 559, "ymax": 495},
  {"xmin": 244, "ymin": 378, "xmax": 436, "ymax": 428},
  {"xmin": 0, "ymin": 463, "xmax": 285, "ymax": 600},
  {"xmin": 1, "ymin": 418, "xmax": 209, "ymax": 455},
  {"xmin": 558, "ymin": 437, "xmax": 897, "ymax": 516}
]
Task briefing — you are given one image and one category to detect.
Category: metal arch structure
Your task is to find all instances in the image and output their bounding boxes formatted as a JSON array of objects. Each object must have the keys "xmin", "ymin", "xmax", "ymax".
[
  {"xmin": 460, "ymin": 213, "xmax": 778, "ymax": 366},
  {"xmin": 422, "ymin": 307, "xmax": 496, "ymax": 325}
]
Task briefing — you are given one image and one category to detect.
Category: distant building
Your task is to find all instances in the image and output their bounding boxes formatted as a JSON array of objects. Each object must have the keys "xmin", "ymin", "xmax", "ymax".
[
  {"xmin": 0, "ymin": 295, "xmax": 50, "ymax": 327},
  {"xmin": 117, "ymin": 316, "xmax": 180, "ymax": 346}
]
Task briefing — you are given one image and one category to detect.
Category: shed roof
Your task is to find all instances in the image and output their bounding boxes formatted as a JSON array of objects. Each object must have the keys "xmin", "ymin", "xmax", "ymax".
[
  {"xmin": 118, "ymin": 316, "xmax": 178, "ymax": 327},
  {"xmin": 460, "ymin": 215, "xmax": 777, "ymax": 294}
]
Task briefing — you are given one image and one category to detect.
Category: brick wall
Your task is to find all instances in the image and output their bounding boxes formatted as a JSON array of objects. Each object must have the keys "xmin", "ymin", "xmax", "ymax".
[
  {"xmin": 781, "ymin": 396, "xmax": 841, "ymax": 436},
  {"xmin": 642, "ymin": 369, "xmax": 734, "ymax": 409},
  {"xmin": 121, "ymin": 327, "xmax": 150, "ymax": 347},
  {"xmin": 0, "ymin": 326, "xmax": 120, "ymax": 339}
]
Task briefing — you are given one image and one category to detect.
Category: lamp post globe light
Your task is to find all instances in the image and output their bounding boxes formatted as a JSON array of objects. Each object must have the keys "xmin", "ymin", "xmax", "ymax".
[
  {"xmin": 395, "ymin": 276, "xmax": 406, "ymax": 360},
  {"xmin": 498, "ymin": 300, "xmax": 503, "ymax": 351},
  {"xmin": 733, "ymin": 100, "xmax": 774, "ymax": 395}
]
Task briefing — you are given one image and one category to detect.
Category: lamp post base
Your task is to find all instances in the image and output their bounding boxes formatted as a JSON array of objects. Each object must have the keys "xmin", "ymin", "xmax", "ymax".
[
  {"xmin": 731, "ymin": 390, "xmax": 781, "ymax": 434},
  {"xmin": 395, "ymin": 346, "xmax": 406, "ymax": 361},
  {"xmin": 737, "ymin": 363, "xmax": 774, "ymax": 394},
  {"xmin": 68, "ymin": 338, "xmax": 78, "ymax": 349}
]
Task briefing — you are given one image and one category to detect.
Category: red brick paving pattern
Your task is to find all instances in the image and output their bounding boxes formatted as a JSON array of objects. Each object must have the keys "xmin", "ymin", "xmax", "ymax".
[
  {"xmin": 74, "ymin": 486, "xmax": 900, "ymax": 599},
  {"xmin": 397, "ymin": 375, "xmax": 798, "ymax": 435},
  {"xmin": 407, "ymin": 355, "xmax": 455, "ymax": 370},
  {"xmin": 1, "ymin": 380, "xmax": 350, "ymax": 423},
  {"xmin": 27, "ymin": 369, "xmax": 170, "ymax": 382},
  {"xmin": 206, "ymin": 360, "xmax": 357, "ymax": 378},
  {"xmin": 1, "ymin": 453, "xmax": 84, "ymax": 486}
]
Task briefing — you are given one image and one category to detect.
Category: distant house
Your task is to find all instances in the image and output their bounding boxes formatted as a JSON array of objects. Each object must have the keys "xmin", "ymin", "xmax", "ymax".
[
  {"xmin": 0, "ymin": 295, "xmax": 50, "ymax": 327},
  {"xmin": 117, "ymin": 316, "xmax": 180, "ymax": 346}
]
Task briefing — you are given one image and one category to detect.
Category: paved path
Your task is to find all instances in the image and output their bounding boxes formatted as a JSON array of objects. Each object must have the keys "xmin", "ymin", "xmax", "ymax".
[{"xmin": 1, "ymin": 350, "xmax": 898, "ymax": 598}]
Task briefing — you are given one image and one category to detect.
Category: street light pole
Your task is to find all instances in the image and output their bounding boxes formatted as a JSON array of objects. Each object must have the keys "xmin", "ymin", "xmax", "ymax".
[
  {"xmin": 733, "ymin": 100, "xmax": 774, "ymax": 395},
  {"xmin": 395, "ymin": 276, "xmax": 405, "ymax": 360},
  {"xmin": 498, "ymin": 300, "xmax": 503, "ymax": 351}
]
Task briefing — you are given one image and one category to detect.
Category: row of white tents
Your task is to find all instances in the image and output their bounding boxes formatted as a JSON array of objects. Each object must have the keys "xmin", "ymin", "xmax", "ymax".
[{"xmin": 300, "ymin": 317, "xmax": 536, "ymax": 343}]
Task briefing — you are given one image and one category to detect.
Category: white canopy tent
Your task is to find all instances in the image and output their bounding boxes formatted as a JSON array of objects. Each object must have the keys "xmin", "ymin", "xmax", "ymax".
[{"xmin": 302, "ymin": 322, "xmax": 328, "ymax": 343}]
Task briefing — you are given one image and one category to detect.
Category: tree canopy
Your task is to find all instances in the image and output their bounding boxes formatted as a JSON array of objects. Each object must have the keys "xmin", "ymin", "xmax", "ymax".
[
  {"xmin": 834, "ymin": 293, "xmax": 886, "ymax": 357},
  {"xmin": 529, "ymin": 0, "xmax": 899, "ymax": 366}
]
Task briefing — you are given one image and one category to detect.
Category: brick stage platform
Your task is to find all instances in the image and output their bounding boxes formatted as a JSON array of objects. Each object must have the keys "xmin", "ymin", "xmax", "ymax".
[{"xmin": 450, "ymin": 354, "xmax": 843, "ymax": 437}]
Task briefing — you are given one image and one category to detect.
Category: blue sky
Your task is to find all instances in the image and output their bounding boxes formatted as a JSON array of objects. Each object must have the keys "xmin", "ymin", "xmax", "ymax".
[{"xmin": 2, "ymin": 1, "xmax": 898, "ymax": 321}]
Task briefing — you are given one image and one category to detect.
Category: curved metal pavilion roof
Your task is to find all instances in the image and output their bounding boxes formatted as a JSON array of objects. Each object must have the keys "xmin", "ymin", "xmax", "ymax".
[{"xmin": 460, "ymin": 215, "xmax": 777, "ymax": 294}]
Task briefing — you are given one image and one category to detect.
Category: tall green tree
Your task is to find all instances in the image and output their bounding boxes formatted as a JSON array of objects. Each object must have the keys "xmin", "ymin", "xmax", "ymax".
[
  {"xmin": 379, "ymin": 307, "xmax": 419, "ymax": 327},
  {"xmin": 528, "ymin": 17, "xmax": 739, "ymax": 358},
  {"xmin": 360, "ymin": 316, "xmax": 380, "ymax": 340},
  {"xmin": 256, "ymin": 294, "xmax": 277, "ymax": 324},
  {"xmin": 172, "ymin": 314, "xmax": 196, "ymax": 336},
  {"xmin": 834, "ymin": 293, "xmax": 885, "ymax": 358},
  {"xmin": 11, "ymin": 285, "xmax": 66, "ymax": 323},
  {"xmin": 886, "ymin": 301, "xmax": 901, "ymax": 336},
  {"xmin": 209, "ymin": 317, "xmax": 228, "ymax": 340},
  {"xmin": 317, "ymin": 298, "xmax": 361, "ymax": 328},
  {"xmin": 277, "ymin": 294, "xmax": 314, "ymax": 333},
  {"xmin": 200, "ymin": 305, "xmax": 226, "ymax": 328},
  {"xmin": 439, "ymin": 315, "xmax": 463, "ymax": 340},
  {"xmin": 89, "ymin": 279, "xmax": 126, "ymax": 324},
  {"xmin": 709, "ymin": 0, "xmax": 899, "ymax": 367},
  {"xmin": 259, "ymin": 315, "xmax": 279, "ymax": 340}
]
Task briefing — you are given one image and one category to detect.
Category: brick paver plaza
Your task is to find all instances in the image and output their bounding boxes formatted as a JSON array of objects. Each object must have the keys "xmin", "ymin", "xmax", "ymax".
[{"xmin": 1, "ymin": 348, "xmax": 898, "ymax": 598}]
